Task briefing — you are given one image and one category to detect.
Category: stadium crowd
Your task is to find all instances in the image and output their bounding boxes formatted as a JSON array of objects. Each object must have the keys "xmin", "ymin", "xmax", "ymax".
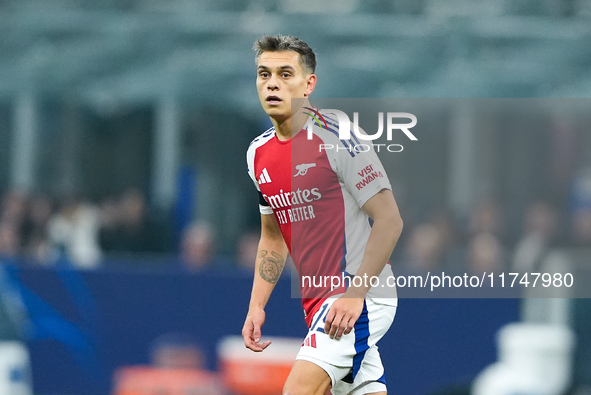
[{"xmin": 0, "ymin": 166, "xmax": 590, "ymax": 275}]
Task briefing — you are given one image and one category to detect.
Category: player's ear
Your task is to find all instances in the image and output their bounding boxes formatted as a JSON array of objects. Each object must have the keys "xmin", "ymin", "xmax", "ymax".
[{"xmin": 304, "ymin": 74, "xmax": 317, "ymax": 97}]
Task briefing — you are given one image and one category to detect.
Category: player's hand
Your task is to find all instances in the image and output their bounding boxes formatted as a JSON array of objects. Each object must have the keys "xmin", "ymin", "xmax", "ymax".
[
  {"xmin": 323, "ymin": 293, "xmax": 364, "ymax": 340},
  {"xmin": 242, "ymin": 307, "xmax": 272, "ymax": 352}
]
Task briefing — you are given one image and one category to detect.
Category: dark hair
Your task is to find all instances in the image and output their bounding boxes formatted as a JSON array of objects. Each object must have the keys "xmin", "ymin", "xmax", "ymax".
[{"xmin": 253, "ymin": 35, "xmax": 316, "ymax": 74}]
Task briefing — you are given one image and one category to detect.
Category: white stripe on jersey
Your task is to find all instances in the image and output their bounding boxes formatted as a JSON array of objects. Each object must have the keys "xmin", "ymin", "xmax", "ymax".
[
  {"xmin": 247, "ymin": 127, "xmax": 276, "ymax": 215},
  {"xmin": 258, "ymin": 168, "xmax": 272, "ymax": 184}
]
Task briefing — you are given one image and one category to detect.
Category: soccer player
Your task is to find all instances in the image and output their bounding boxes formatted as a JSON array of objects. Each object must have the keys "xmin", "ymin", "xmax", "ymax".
[{"xmin": 242, "ymin": 35, "xmax": 403, "ymax": 395}]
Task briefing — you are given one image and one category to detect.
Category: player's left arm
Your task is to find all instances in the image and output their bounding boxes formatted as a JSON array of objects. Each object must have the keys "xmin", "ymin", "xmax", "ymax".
[{"xmin": 324, "ymin": 188, "xmax": 403, "ymax": 340}]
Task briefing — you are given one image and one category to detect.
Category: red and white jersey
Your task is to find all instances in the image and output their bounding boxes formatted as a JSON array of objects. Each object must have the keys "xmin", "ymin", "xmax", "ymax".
[{"xmin": 247, "ymin": 110, "xmax": 397, "ymax": 326}]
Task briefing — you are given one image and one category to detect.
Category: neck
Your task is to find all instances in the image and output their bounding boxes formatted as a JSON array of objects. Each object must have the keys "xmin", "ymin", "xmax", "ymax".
[{"xmin": 271, "ymin": 98, "xmax": 311, "ymax": 141}]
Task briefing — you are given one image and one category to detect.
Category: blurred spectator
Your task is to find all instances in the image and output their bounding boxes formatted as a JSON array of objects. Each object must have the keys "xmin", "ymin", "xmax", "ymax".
[
  {"xmin": 0, "ymin": 221, "xmax": 20, "ymax": 259},
  {"xmin": 236, "ymin": 230, "xmax": 260, "ymax": 270},
  {"xmin": 0, "ymin": 190, "xmax": 27, "ymax": 228},
  {"xmin": 466, "ymin": 232, "xmax": 506, "ymax": 275},
  {"xmin": 512, "ymin": 200, "xmax": 560, "ymax": 272},
  {"xmin": 149, "ymin": 332, "xmax": 205, "ymax": 370},
  {"xmin": 98, "ymin": 197, "xmax": 119, "ymax": 234},
  {"xmin": 568, "ymin": 167, "xmax": 591, "ymax": 246},
  {"xmin": 179, "ymin": 222, "xmax": 216, "ymax": 271},
  {"xmin": 430, "ymin": 209, "xmax": 459, "ymax": 252},
  {"xmin": 21, "ymin": 195, "xmax": 53, "ymax": 264},
  {"xmin": 467, "ymin": 199, "xmax": 504, "ymax": 239},
  {"xmin": 400, "ymin": 223, "xmax": 446, "ymax": 274},
  {"xmin": 99, "ymin": 188, "xmax": 172, "ymax": 254},
  {"xmin": 47, "ymin": 196, "xmax": 102, "ymax": 269},
  {"xmin": 572, "ymin": 209, "xmax": 591, "ymax": 246}
]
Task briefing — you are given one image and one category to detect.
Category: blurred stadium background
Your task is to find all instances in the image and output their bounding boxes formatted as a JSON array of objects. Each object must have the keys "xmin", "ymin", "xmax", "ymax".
[{"xmin": 0, "ymin": 0, "xmax": 591, "ymax": 394}]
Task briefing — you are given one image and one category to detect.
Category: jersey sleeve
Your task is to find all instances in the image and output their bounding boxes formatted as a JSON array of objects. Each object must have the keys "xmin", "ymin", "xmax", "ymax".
[
  {"xmin": 257, "ymin": 190, "xmax": 273, "ymax": 214},
  {"xmin": 246, "ymin": 143, "xmax": 274, "ymax": 215},
  {"xmin": 330, "ymin": 125, "xmax": 392, "ymax": 208}
]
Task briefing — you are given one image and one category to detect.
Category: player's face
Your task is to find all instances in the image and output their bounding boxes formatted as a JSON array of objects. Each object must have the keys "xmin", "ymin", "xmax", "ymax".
[{"xmin": 256, "ymin": 51, "xmax": 316, "ymax": 121}]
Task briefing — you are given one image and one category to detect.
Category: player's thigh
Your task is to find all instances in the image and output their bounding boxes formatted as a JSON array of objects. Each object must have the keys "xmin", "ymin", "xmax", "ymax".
[
  {"xmin": 283, "ymin": 359, "xmax": 331, "ymax": 395},
  {"xmin": 333, "ymin": 345, "xmax": 388, "ymax": 395}
]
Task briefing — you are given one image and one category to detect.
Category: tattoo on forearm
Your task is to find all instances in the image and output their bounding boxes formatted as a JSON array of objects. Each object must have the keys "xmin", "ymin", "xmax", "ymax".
[{"xmin": 258, "ymin": 250, "xmax": 285, "ymax": 284}]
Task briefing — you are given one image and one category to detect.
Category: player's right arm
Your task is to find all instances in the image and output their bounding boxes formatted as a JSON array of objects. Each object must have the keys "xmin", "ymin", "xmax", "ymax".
[{"xmin": 242, "ymin": 213, "xmax": 288, "ymax": 352}]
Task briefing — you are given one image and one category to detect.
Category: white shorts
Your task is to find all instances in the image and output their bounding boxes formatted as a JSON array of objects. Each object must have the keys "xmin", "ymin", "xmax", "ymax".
[{"xmin": 295, "ymin": 297, "xmax": 397, "ymax": 395}]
